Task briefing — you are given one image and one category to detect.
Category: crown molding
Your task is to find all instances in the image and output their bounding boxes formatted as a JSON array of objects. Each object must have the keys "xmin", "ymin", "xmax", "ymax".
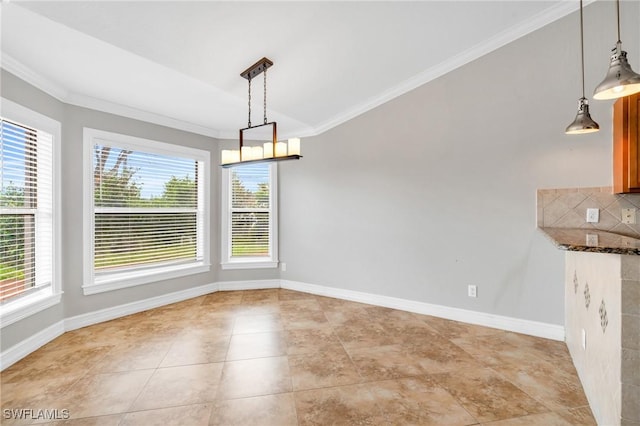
[
  {"xmin": 2, "ymin": 1, "xmax": 591, "ymax": 140},
  {"xmin": 312, "ymin": 1, "xmax": 587, "ymax": 136},
  {"xmin": 1, "ymin": 53, "xmax": 69, "ymax": 102},
  {"xmin": 1, "ymin": 53, "xmax": 221, "ymax": 139},
  {"xmin": 65, "ymin": 91, "xmax": 221, "ymax": 138}
]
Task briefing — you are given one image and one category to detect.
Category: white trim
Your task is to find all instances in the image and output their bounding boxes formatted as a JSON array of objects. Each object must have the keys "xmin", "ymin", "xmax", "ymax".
[
  {"xmin": 67, "ymin": 282, "xmax": 218, "ymax": 331},
  {"xmin": 0, "ymin": 320, "xmax": 65, "ymax": 371},
  {"xmin": 0, "ymin": 291, "xmax": 62, "ymax": 328},
  {"xmin": 0, "ymin": 278, "xmax": 565, "ymax": 370},
  {"xmin": 1, "ymin": 282, "xmax": 218, "ymax": 370},
  {"xmin": 220, "ymin": 162, "xmax": 278, "ymax": 269},
  {"xmin": 1, "ymin": 54, "xmax": 69, "ymax": 102},
  {"xmin": 281, "ymin": 280, "xmax": 565, "ymax": 341},
  {"xmin": 82, "ymin": 263, "xmax": 211, "ymax": 295},
  {"xmin": 82, "ymin": 127, "xmax": 211, "ymax": 294},
  {"xmin": 312, "ymin": 1, "xmax": 585, "ymax": 137},
  {"xmin": 1, "ymin": 54, "xmax": 220, "ymax": 139},
  {"xmin": 3, "ymin": 2, "xmax": 584, "ymax": 140},
  {"xmin": 0, "ymin": 98, "xmax": 62, "ymax": 329},
  {"xmin": 221, "ymin": 261, "xmax": 278, "ymax": 270},
  {"xmin": 217, "ymin": 279, "xmax": 280, "ymax": 292}
]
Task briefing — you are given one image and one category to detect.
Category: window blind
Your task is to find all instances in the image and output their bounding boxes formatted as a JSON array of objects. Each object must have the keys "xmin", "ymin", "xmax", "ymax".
[
  {"xmin": 92, "ymin": 144, "xmax": 202, "ymax": 274},
  {"xmin": 0, "ymin": 119, "xmax": 53, "ymax": 302},
  {"xmin": 230, "ymin": 164, "xmax": 271, "ymax": 257}
]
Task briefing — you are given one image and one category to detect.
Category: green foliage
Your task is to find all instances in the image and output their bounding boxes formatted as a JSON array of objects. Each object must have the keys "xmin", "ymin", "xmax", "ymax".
[
  {"xmin": 230, "ymin": 169, "xmax": 270, "ymax": 257},
  {"xmin": 157, "ymin": 176, "xmax": 197, "ymax": 208},
  {"xmin": 91, "ymin": 147, "xmax": 198, "ymax": 269},
  {"xmin": 0, "ymin": 184, "xmax": 25, "ymax": 208},
  {"xmin": 0, "ymin": 185, "xmax": 27, "ymax": 273},
  {"xmin": 94, "ymin": 146, "xmax": 141, "ymax": 207},
  {"xmin": 0, "ymin": 263, "xmax": 24, "ymax": 281}
]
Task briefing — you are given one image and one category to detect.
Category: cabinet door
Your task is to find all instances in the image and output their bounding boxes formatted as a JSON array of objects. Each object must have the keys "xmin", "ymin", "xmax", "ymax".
[
  {"xmin": 634, "ymin": 95, "xmax": 640, "ymax": 189},
  {"xmin": 613, "ymin": 94, "xmax": 640, "ymax": 193}
]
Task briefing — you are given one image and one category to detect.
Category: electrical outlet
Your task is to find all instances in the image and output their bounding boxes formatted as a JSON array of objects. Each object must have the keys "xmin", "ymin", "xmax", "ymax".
[
  {"xmin": 468, "ymin": 285, "xmax": 477, "ymax": 298},
  {"xmin": 586, "ymin": 234, "xmax": 599, "ymax": 246},
  {"xmin": 280, "ymin": 262, "xmax": 287, "ymax": 272},
  {"xmin": 586, "ymin": 208, "xmax": 600, "ymax": 223},
  {"xmin": 622, "ymin": 208, "xmax": 637, "ymax": 224}
]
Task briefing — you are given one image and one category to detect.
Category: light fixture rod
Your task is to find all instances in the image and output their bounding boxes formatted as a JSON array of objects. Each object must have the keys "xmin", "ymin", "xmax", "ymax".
[
  {"xmin": 247, "ymin": 77, "xmax": 252, "ymax": 128},
  {"xmin": 264, "ymin": 66, "xmax": 268, "ymax": 125},
  {"xmin": 580, "ymin": 0, "xmax": 586, "ymax": 99},
  {"xmin": 616, "ymin": 0, "xmax": 621, "ymax": 42}
]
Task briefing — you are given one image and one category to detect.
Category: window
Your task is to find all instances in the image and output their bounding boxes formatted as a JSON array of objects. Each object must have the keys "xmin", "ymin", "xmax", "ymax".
[
  {"xmin": 221, "ymin": 162, "xmax": 278, "ymax": 269},
  {"xmin": 83, "ymin": 128, "xmax": 210, "ymax": 294},
  {"xmin": 1, "ymin": 99, "xmax": 61, "ymax": 328}
]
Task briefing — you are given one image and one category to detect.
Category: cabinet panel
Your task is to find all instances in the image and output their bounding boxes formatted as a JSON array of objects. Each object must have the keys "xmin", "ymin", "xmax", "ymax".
[{"xmin": 613, "ymin": 94, "xmax": 640, "ymax": 194}]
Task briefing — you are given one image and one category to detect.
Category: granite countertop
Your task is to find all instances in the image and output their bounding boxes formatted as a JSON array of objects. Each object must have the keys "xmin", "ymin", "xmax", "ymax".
[{"xmin": 539, "ymin": 227, "xmax": 640, "ymax": 255}]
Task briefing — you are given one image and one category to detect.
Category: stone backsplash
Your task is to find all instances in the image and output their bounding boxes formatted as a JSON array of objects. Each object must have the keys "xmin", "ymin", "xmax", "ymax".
[{"xmin": 537, "ymin": 187, "xmax": 640, "ymax": 238}]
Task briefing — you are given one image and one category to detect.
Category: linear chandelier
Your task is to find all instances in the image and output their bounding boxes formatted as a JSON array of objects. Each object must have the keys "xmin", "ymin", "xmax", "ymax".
[{"xmin": 221, "ymin": 57, "xmax": 302, "ymax": 168}]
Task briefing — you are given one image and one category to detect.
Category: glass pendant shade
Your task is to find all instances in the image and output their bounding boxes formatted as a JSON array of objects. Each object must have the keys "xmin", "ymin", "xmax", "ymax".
[
  {"xmin": 566, "ymin": 98, "xmax": 600, "ymax": 134},
  {"xmin": 593, "ymin": 44, "xmax": 640, "ymax": 100}
]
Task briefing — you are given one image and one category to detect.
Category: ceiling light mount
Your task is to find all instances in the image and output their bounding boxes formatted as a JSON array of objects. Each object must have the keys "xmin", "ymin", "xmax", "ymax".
[
  {"xmin": 240, "ymin": 57, "xmax": 273, "ymax": 81},
  {"xmin": 221, "ymin": 57, "xmax": 302, "ymax": 168}
]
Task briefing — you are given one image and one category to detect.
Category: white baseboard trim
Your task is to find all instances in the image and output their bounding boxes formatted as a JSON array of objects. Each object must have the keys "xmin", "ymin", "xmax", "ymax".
[
  {"xmin": 1, "ymin": 282, "xmax": 218, "ymax": 370},
  {"xmin": 0, "ymin": 320, "xmax": 65, "ymax": 370},
  {"xmin": 218, "ymin": 279, "xmax": 280, "ymax": 291},
  {"xmin": 2, "ymin": 277, "xmax": 565, "ymax": 371},
  {"xmin": 65, "ymin": 282, "xmax": 219, "ymax": 331},
  {"xmin": 281, "ymin": 280, "xmax": 565, "ymax": 341}
]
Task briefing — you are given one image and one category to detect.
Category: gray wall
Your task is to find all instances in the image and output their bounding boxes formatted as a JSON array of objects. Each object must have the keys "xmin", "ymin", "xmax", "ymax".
[
  {"xmin": 0, "ymin": 70, "xmax": 225, "ymax": 350},
  {"xmin": 279, "ymin": 1, "xmax": 640, "ymax": 325},
  {"xmin": 2, "ymin": 1, "xmax": 639, "ymax": 352}
]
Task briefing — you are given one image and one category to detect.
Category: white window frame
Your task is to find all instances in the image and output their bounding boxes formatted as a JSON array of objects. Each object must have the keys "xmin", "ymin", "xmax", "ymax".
[
  {"xmin": 82, "ymin": 128, "xmax": 210, "ymax": 295},
  {"xmin": 221, "ymin": 162, "xmax": 278, "ymax": 269},
  {"xmin": 0, "ymin": 98, "xmax": 62, "ymax": 328}
]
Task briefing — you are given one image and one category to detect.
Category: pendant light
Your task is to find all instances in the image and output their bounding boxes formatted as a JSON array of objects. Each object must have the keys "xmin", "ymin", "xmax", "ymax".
[
  {"xmin": 221, "ymin": 57, "xmax": 302, "ymax": 168},
  {"xmin": 593, "ymin": 0, "xmax": 640, "ymax": 100},
  {"xmin": 566, "ymin": 0, "xmax": 599, "ymax": 134}
]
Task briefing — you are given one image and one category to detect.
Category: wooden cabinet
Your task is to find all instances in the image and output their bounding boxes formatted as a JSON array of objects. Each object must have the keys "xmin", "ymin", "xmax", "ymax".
[{"xmin": 613, "ymin": 93, "xmax": 640, "ymax": 193}]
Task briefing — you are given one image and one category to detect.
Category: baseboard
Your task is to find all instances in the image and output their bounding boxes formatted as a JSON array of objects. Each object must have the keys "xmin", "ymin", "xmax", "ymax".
[
  {"xmin": 65, "ymin": 282, "xmax": 219, "ymax": 331},
  {"xmin": 2, "ymin": 277, "xmax": 565, "ymax": 371},
  {"xmin": 0, "ymin": 320, "xmax": 65, "ymax": 370},
  {"xmin": 281, "ymin": 280, "xmax": 565, "ymax": 341},
  {"xmin": 218, "ymin": 279, "xmax": 280, "ymax": 291}
]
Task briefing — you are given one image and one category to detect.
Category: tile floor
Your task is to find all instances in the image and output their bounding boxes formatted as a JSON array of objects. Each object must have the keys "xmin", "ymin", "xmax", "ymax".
[{"xmin": 1, "ymin": 289, "xmax": 596, "ymax": 425}]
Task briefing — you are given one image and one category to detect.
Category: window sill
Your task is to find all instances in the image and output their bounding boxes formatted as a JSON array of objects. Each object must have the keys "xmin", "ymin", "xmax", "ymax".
[
  {"xmin": 221, "ymin": 260, "xmax": 278, "ymax": 270},
  {"xmin": 0, "ymin": 289, "xmax": 63, "ymax": 328},
  {"xmin": 83, "ymin": 262, "xmax": 210, "ymax": 295}
]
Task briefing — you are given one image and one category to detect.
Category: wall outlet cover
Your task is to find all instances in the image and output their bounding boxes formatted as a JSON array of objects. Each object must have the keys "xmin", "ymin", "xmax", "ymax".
[
  {"xmin": 586, "ymin": 208, "xmax": 600, "ymax": 223},
  {"xmin": 467, "ymin": 285, "xmax": 477, "ymax": 298},
  {"xmin": 622, "ymin": 208, "xmax": 637, "ymax": 224}
]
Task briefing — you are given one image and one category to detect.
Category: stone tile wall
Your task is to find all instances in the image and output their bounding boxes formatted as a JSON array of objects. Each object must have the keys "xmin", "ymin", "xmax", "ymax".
[
  {"xmin": 538, "ymin": 187, "xmax": 640, "ymax": 238},
  {"xmin": 621, "ymin": 257, "xmax": 640, "ymax": 426},
  {"xmin": 565, "ymin": 251, "xmax": 640, "ymax": 426}
]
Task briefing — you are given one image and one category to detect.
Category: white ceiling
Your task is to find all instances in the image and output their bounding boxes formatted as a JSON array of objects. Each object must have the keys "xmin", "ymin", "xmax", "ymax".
[{"xmin": 1, "ymin": 1, "xmax": 580, "ymax": 139}]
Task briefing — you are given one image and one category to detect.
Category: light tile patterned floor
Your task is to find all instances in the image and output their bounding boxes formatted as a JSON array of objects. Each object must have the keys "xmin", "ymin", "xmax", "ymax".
[{"xmin": 1, "ymin": 289, "xmax": 596, "ymax": 425}]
